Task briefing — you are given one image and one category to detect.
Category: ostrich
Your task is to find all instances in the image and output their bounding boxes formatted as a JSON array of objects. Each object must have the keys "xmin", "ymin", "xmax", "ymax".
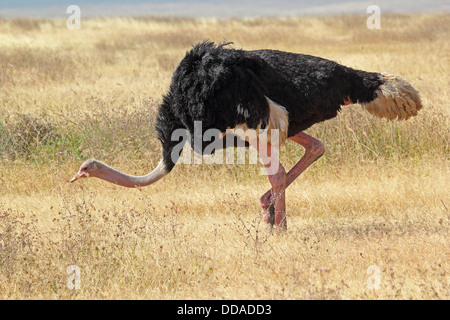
[{"xmin": 71, "ymin": 41, "xmax": 422, "ymax": 230}]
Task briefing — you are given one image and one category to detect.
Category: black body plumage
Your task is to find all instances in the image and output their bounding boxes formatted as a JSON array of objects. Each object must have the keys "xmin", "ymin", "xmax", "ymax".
[{"xmin": 156, "ymin": 41, "xmax": 384, "ymax": 171}]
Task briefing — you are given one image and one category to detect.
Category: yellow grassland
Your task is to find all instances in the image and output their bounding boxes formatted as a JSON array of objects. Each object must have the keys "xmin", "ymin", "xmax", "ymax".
[{"xmin": 0, "ymin": 13, "xmax": 448, "ymax": 299}]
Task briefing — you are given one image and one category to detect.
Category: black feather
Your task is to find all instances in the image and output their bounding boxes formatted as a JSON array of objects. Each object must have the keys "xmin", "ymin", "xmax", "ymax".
[{"xmin": 156, "ymin": 41, "xmax": 384, "ymax": 171}]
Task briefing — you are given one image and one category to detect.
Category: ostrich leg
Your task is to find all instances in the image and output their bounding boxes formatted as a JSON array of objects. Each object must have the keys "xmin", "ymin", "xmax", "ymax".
[
  {"xmin": 249, "ymin": 139, "xmax": 287, "ymax": 230},
  {"xmin": 263, "ymin": 155, "xmax": 287, "ymax": 229},
  {"xmin": 260, "ymin": 132, "xmax": 325, "ymax": 224}
]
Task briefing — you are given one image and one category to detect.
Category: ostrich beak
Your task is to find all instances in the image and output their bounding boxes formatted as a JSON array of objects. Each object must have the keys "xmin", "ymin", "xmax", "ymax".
[
  {"xmin": 70, "ymin": 171, "xmax": 88, "ymax": 183},
  {"xmin": 70, "ymin": 173, "xmax": 80, "ymax": 183}
]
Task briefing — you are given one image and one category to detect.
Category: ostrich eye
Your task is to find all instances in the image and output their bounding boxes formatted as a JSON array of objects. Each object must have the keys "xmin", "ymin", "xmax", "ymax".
[{"xmin": 82, "ymin": 166, "xmax": 88, "ymax": 171}]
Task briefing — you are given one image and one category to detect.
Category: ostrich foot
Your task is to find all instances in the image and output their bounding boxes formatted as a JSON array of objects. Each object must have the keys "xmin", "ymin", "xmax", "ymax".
[{"xmin": 260, "ymin": 189, "xmax": 286, "ymax": 231}]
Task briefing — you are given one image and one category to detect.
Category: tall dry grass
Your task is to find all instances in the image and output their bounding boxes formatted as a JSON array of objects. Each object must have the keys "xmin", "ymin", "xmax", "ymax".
[{"xmin": 0, "ymin": 14, "xmax": 449, "ymax": 299}]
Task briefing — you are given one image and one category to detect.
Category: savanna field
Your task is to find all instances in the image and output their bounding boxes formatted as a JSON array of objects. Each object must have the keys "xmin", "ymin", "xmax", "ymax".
[{"xmin": 0, "ymin": 14, "xmax": 449, "ymax": 299}]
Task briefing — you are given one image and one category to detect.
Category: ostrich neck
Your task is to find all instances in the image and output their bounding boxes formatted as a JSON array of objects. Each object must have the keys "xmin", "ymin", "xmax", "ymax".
[{"xmin": 96, "ymin": 160, "xmax": 167, "ymax": 188}]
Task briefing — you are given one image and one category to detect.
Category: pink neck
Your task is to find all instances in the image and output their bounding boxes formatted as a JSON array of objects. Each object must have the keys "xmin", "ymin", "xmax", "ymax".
[{"xmin": 94, "ymin": 160, "xmax": 168, "ymax": 188}]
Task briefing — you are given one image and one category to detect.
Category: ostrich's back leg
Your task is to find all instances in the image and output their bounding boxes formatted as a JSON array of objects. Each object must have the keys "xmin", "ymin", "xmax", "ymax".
[{"xmin": 260, "ymin": 132, "xmax": 325, "ymax": 220}]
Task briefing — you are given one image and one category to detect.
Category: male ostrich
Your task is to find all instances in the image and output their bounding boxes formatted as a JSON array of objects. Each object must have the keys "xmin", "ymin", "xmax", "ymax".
[{"xmin": 71, "ymin": 41, "xmax": 422, "ymax": 230}]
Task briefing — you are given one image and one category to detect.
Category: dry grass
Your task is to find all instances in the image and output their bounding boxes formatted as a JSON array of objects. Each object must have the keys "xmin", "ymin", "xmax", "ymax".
[{"xmin": 0, "ymin": 13, "xmax": 449, "ymax": 299}]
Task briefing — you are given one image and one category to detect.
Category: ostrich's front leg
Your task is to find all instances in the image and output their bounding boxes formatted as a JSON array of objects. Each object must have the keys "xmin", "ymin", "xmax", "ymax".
[
  {"xmin": 260, "ymin": 132, "xmax": 325, "ymax": 217},
  {"xmin": 261, "ymin": 162, "xmax": 287, "ymax": 229},
  {"xmin": 251, "ymin": 139, "xmax": 287, "ymax": 230}
]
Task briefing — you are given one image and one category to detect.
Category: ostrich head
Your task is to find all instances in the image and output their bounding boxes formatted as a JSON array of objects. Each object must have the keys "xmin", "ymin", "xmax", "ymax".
[{"xmin": 70, "ymin": 158, "xmax": 102, "ymax": 182}]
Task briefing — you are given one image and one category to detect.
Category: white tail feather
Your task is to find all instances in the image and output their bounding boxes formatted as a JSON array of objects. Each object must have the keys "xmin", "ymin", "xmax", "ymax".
[{"xmin": 362, "ymin": 72, "xmax": 423, "ymax": 120}]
